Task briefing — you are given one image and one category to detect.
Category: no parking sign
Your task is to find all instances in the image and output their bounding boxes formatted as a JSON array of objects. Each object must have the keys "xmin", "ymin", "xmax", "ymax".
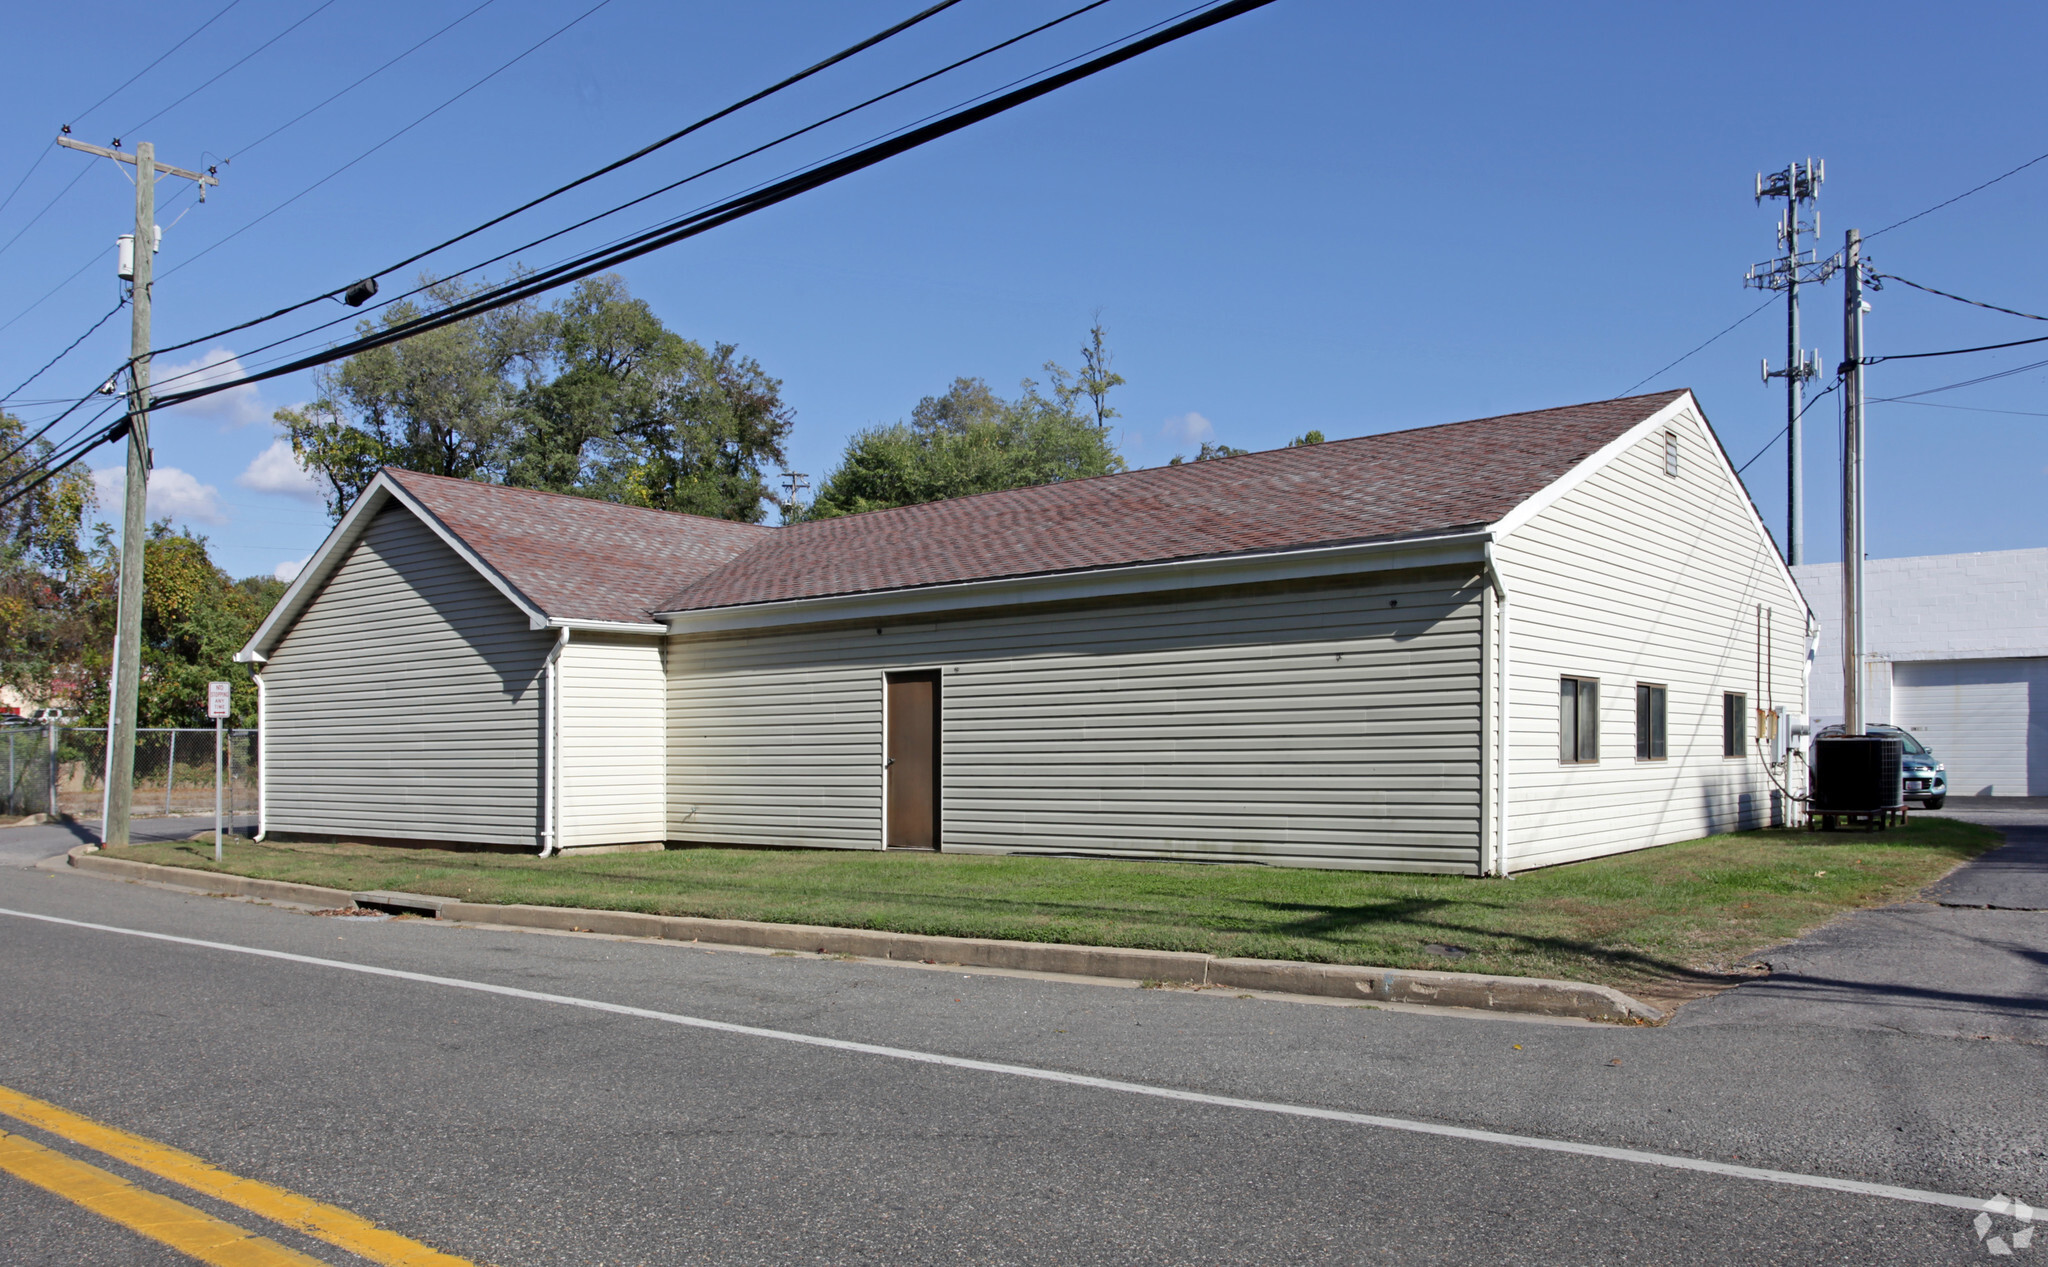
[{"xmin": 207, "ymin": 682, "xmax": 230, "ymax": 858}]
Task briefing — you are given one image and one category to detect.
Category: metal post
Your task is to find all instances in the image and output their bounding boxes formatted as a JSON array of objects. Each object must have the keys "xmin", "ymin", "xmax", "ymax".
[
  {"xmin": 1747, "ymin": 160, "xmax": 1830, "ymax": 565},
  {"xmin": 104, "ymin": 143, "xmax": 155, "ymax": 848},
  {"xmin": 1841, "ymin": 229, "xmax": 1866, "ymax": 737},
  {"xmin": 1784, "ymin": 199, "xmax": 1804, "ymax": 566},
  {"xmin": 46, "ymin": 718, "xmax": 57, "ymax": 819},
  {"xmin": 213, "ymin": 719, "xmax": 223, "ymax": 862},
  {"xmin": 165, "ymin": 728, "xmax": 176, "ymax": 813}
]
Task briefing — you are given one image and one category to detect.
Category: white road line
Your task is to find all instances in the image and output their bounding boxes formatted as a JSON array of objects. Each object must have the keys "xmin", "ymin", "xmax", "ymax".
[{"xmin": 0, "ymin": 905, "xmax": 1989, "ymax": 1215}]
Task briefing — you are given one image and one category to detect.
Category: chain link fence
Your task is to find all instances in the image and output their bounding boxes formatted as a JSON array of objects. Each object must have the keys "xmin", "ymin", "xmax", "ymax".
[{"xmin": 2, "ymin": 727, "xmax": 257, "ymax": 823}]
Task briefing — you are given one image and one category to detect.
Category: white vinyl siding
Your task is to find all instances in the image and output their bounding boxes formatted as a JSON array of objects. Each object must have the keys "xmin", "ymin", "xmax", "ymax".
[
  {"xmin": 558, "ymin": 633, "xmax": 666, "ymax": 846},
  {"xmin": 1495, "ymin": 411, "xmax": 1808, "ymax": 869},
  {"xmin": 262, "ymin": 505, "xmax": 551, "ymax": 846},
  {"xmin": 668, "ymin": 573, "xmax": 1488, "ymax": 872},
  {"xmin": 1894, "ymin": 657, "xmax": 2048, "ymax": 797}
]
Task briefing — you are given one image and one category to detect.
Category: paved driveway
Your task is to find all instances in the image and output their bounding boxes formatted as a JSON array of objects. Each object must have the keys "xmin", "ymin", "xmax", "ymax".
[
  {"xmin": 0, "ymin": 815, "xmax": 254, "ymax": 866},
  {"xmin": 1677, "ymin": 797, "xmax": 2048, "ymax": 1042}
]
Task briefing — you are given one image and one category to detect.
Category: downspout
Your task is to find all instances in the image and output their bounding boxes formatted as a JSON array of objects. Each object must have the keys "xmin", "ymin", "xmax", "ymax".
[
  {"xmin": 252, "ymin": 671, "xmax": 267, "ymax": 841},
  {"xmin": 1482, "ymin": 543, "xmax": 1511, "ymax": 878},
  {"xmin": 539, "ymin": 628, "xmax": 569, "ymax": 856}
]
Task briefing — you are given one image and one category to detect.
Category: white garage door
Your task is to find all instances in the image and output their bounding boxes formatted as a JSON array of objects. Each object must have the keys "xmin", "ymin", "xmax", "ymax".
[{"xmin": 1893, "ymin": 657, "xmax": 2048, "ymax": 797}]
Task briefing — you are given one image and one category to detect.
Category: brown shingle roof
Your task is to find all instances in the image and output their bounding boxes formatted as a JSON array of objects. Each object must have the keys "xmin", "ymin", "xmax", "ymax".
[
  {"xmin": 657, "ymin": 392, "xmax": 1685, "ymax": 613},
  {"xmin": 384, "ymin": 469, "xmax": 775, "ymax": 625}
]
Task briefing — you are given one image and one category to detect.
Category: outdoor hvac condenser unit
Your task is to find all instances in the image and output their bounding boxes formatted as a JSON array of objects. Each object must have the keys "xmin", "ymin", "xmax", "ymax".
[{"xmin": 1809, "ymin": 734, "xmax": 1903, "ymax": 815}]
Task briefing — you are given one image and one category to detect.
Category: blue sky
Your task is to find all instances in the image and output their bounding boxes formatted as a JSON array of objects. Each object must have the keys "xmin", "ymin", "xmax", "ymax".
[{"xmin": 2, "ymin": 0, "xmax": 2041, "ymax": 582}]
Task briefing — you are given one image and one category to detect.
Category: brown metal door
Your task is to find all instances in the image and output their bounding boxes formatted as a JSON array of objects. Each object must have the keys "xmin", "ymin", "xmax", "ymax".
[{"xmin": 886, "ymin": 672, "xmax": 939, "ymax": 849}]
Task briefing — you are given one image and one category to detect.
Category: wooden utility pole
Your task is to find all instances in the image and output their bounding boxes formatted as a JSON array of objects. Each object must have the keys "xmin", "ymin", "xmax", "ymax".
[{"xmin": 56, "ymin": 134, "xmax": 215, "ymax": 846}]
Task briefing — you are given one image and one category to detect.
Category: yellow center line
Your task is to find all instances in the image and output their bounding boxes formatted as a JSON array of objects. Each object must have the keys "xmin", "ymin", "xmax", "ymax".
[
  {"xmin": 0, "ymin": 1128, "xmax": 329, "ymax": 1267},
  {"xmin": 0, "ymin": 1084, "xmax": 471, "ymax": 1266}
]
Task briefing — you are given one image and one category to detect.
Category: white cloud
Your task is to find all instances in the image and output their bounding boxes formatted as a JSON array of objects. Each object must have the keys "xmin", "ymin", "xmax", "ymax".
[
  {"xmin": 273, "ymin": 557, "xmax": 308, "ymax": 582},
  {"xmin": 1157, "ymin": 411, "xmax": 1214, "ymax": 446},
  {"xmin": 153, "ymin": 347, "xmax": 267, "ymax": 428},
  {"xmin": 92, "ymin": 465, "xmax": 227, "ymax": 525},
  {"xmin": 237, "ymin": 438, "xmax": 325, "ymax": 502}
]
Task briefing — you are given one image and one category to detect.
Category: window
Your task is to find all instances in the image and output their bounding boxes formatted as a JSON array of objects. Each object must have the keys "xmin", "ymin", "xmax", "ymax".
[
  {"xmin": 1723, "ymin": 692, "xmax": 1748, "ymax": 758},
  {"xmin": 1635, "ymin": 684, "xmax": 1667, "ymax": 761},
  {"xmin": 1663, "ymin": 431, "xmax": 1680, "ymax": 477},
  {"xmin": 1559, "ymin": 677, "xmax": 1599, "ymax": 763}
]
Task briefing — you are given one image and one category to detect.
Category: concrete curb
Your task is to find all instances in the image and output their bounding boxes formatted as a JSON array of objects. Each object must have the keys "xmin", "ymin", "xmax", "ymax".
[
  {"xmin": 67, "ymin": 848, "xmax": 1663, "ymax": 1024},
  {"xmin": 70, "ymin": 847, "xmax": 355, "ymax": 909}
]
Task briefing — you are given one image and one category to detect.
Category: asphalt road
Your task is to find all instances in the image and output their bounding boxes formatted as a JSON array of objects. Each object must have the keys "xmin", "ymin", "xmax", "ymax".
[{"xmin": 0, "ymin": 819, "xmax": 2042, "ymax": 1265}]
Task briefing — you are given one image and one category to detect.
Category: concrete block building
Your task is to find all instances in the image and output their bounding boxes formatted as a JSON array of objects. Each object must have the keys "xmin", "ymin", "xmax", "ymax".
[{"xmin": 1795, "ymin": 548, "xmax": 2048, "ymax": 797}]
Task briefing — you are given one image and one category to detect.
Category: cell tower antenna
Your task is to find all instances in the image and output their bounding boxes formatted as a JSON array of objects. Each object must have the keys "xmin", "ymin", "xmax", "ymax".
[{"xmin": 1744, "ymin": 158, "xmax": 1835, "ymax": 566}]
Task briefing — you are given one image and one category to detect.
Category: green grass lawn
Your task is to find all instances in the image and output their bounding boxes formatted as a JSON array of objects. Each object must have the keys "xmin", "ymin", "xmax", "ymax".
[{"xmin": 112, "ymin": 820, "xmax": 1997, "ymax": 996}]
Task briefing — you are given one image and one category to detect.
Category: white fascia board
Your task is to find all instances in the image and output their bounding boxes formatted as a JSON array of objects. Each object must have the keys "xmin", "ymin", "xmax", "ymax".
[
  {"xmin": 1490, "ymin": 391, "xmax": 1810, "ymax": 620},
  {"xmin": 1489, "ymin": 392, "xmax": 1697, "ymax": 539},
  {"xmin": 1687, "ymin": 399, "xmax": 1813, "ymax": 621},
  {"xmin": 542, "ymin": 617, "xmax": 667, "ymax": 634},
  {"xmin": 380, "ymin": 480, "xmax": 549, "ymax": 628},
  {"xmin": 657, "ymin": 531, "xmax": 1493, "ymax": 636},
  {"xmin": 236, "ymin": 472, "xmax": 549, "ymax": 662},
  {"xmin": 235, "ymin": 475, "xmax": 397, "ymax": 663}
]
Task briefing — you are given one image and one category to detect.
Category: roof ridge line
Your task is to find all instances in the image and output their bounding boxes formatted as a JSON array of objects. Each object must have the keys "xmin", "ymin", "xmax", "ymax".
[
  {"xmin": 383, "ymin": 466, "xmax": 780, "ymax": 532},
  {"xmin": 772, "ymin": 389, "xmax": 1688, "ymax": 531}
]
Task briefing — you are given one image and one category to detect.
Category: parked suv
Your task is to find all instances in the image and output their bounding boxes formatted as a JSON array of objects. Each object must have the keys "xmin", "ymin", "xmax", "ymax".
[{"xmin": 1814, "ymin": 722, "xmax": 1947, "ymax": 809}]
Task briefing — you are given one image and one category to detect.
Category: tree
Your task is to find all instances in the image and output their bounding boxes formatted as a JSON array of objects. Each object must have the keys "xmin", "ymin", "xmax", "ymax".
[
  {"xmin": 280, "ymin": 273, "xmax": 790, "ymax": 523},
  {"xmin": 0, "ymin": 411, "xmax": 101, "ymax": 712},
  {"xmin": 278, "ymin": 277, "xmax": 545, "ymax": 519},
  {"xmin": 1288, "ymin": 430, "xmax": 1325, "ymax": 447},
  {"xmin": 55, "ymin": 524, "xmax": 278, "ymax": 727},
  {"xmin": 1045, "ymin": 319, "xmax": 1124, "ymax": 432},
  {"xmin": 803, "ymin": 369, "xmax": 1126, "ymax": 520},
  {"xmin": 1168, "ymin": 442, "xmax": 1248, "ymax": 465}
]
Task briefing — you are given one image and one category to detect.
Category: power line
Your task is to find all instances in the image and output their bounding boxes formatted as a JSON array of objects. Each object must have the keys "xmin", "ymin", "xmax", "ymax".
[
  {"xmin": 0, "ymin": 144, "xmax": 54, "ymax": 220},
  {"xmin": 148, "ymin": 0, "xmax": 1111, "ymax": 396},
  {"xmin": 157, "ymin": 0, "xmax": 623, "ymax": 282},
  {"xmin": 11, "ymin": 0, "xmax": 1276, "ymax": 508},
  {"xmin": 0, "ymin": 366, "xmax": 114, "ymax": 480},
  {"xmin": 1867, "ymin": 354, "xmax": 2048, "ymax": 402},
  {"xmin": 0, "ymin": 407, "xmax": 130, "ymax": 509},
  {"xmin": 140, "ymin": 0, "xmax": 1278, "ymax": 416},
  {"xmin": 0, "ymin": 298, "xmax": 126, "ymax": 405},
  {"xmin": 146, "ymin": 0, "xmax": 1166, "ymax": 398},
  {"xmin": 151, "ymin": 0, "xmax": 974, "ymax": 357},
  {"xmin": 0, "ymin": 387, "xmax": 124, "ymax": 495},
  {"xmin": 66, "ymin": 0, "xmax": 246, "ymax": 130},
  {"xmin": 1876, "ymin": 272, "xmax": 2048, "ymax": 323},
  {"xmin": 1860, "ymin": 332, "xmax": 2048, "ymax": 366},
  {"xmin": 0, "ymin": 180, "xmax": 192, "ymax": 340},
  {"xmin": 0, "ymin": 1, "xmax": 241, "ymax": 234},
  {"xmin": 1867, "ymin": 146, "xmax": 2048, "ymax": 240},
  {"xmin": 0, "ymin": 163, "xmax": 94, "ymax": 264},
  {"xmin": 225, "ymin": 0, "xmax": 503, "ymax": 164},
  {"xmin": 1733, "ymin": 375, "xmax": 1841, "ymax": 477},
  {"xmin": 1869, "ymin": 398, "xmax": 2048, "ymax": 419},
  {"xmin": 0, "ymin": 245, "xmax": 113, "ymax": 337},
  {"xmin": 1619, "ymin": 297, "xmax": 1775, "ymax": 396},
  {"xmin": 123, "ymin": 0, "xmax": 341, "ymax": 137}
]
